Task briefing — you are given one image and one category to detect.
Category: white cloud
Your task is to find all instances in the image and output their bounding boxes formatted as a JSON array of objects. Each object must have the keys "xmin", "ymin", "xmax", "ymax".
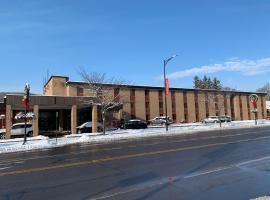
[{"xmin": 167, "ymin": 57, "xmax": 270, "ymax": 80}]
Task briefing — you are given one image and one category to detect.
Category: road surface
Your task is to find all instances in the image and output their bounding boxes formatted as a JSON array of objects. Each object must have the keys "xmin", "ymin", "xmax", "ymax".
[{"xmin": 0, "ymin": 126, "xmax": 270, "ymax": 200}]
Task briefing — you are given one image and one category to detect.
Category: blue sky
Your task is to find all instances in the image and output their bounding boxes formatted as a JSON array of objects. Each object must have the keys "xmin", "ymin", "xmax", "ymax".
[{"xmin": 1, "ymin": 0, "xmax": 270, "ymax": 94}]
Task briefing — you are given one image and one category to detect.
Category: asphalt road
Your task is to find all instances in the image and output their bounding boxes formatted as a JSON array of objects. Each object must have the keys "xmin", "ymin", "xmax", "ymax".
[{"xmin": 1, "ymin": 126, "xmax": 270, "ymax": 200}]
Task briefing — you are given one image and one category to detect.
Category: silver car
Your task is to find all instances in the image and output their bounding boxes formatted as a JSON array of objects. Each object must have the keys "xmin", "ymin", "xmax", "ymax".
[
  {"xmin": 149, "ymin": 116, "xmax": 173, "ymax": 125},
  {"xmin": 202, "ymin": 116, "xmax": 220, "ymax": 123}
]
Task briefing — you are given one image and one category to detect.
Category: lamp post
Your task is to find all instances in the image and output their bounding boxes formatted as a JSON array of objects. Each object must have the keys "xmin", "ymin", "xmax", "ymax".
[
  {"xmin": 0, "ymin": 115, "xmax": 5, "ymax": 128},
  {"xmin": 163, "ymin": 55, "xmax": 177, "ymax": 131}
]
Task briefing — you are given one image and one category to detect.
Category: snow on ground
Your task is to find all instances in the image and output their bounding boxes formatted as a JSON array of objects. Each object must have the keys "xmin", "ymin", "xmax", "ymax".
[
  {"xmin": 0, "ymin": 120, "xmax": 270, "ymax": 154},
  {"xmin": 251, "ymin": 196, "xmax": 270, "ymax": 200}
]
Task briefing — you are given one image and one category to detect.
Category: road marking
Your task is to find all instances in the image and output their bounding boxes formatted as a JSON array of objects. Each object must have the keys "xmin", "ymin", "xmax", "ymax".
[
  {"xmin": 1, "ymin": 135, "xmax": 270, "ymax": 177},
  {"xmin": 89, "ymin": 154, "xmax": 270, "ymax": 200},
  {"xmin": 184, "ymin": 166, "xmax": 234, "ymax": 179},
  {"xmin": 0, "ymin": 160, "xmax": 25, "ymax": 166},
  {"xmin": 236, "ymin": 155, "xmax": 270, "ymax": 167},
  {"xmin": 0, "ymin": 147, "xmax": 124, "ymax": 165},
  {"xmin": 0, "ymin": 167, "xmax": 11, "ymax": 170},
  {"xmin": 0, "ymin": 128, "xmax": 267, "ymax": 165}
]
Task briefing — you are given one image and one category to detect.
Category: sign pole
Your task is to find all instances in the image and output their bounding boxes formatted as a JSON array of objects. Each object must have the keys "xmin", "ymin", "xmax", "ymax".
[
  {"xmin": 22, "ymin": 84, "xmax": 30, "ymax": 145},
  {"xmin": 23, "ymin": 106, "xmax": 27, "ymax": 144},
  {"xmin": 249, "ymin": 94, "xmax": 259, "ymax": 126}
]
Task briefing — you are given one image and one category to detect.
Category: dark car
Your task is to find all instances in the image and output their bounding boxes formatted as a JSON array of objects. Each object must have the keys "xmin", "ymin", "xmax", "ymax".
[
  {"xmin": 219, "ymin": 115, "xmax": 232, "ymax": 122},
  {"xmin": 77, "ymin": 122, "xmax": 103, "ymax": 133},
  {"xmin": 123, "ymin": 119, "xmax": 147, "ymax": 129}
]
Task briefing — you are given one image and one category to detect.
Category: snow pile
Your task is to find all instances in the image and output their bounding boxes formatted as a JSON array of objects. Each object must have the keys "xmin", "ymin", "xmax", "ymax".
[
  {"xmin": 0, "ymin": 120, "xmax": 270, "ymax": 154},
  {"xmin": 250, "ymin": 196, "xmax": 270, "ymax": 200},
  {"xmin": 0, "ymin": 135, "xmax": 51, "ymax": 153},
  {"xmin": 78, "ymin": 134, "xmax": 90, "ymax": 142}
]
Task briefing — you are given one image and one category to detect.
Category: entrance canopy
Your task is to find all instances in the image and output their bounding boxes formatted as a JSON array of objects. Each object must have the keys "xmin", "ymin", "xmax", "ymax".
[
  {"xmin": 5, "ymin": 95, "xmax": 98, "ymax": 110},
  {"xmin": 4, "ymin": 95, "xmax": 100, "ymax": 138}
]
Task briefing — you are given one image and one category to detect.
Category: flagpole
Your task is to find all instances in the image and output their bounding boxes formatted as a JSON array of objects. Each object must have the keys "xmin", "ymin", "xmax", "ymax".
[
  {"xmin": 22, "ymin": 83, "xmax": 30, "ymax": 145},
  {"xmin": 23, "ymin": 105, "xmax": 27, "ymax": 145}
]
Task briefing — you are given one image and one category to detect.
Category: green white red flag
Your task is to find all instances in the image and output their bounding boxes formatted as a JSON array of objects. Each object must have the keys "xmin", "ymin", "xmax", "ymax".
[{"xmin": 22, "ymin": 84, "xmax": 30, "ymax": 109}]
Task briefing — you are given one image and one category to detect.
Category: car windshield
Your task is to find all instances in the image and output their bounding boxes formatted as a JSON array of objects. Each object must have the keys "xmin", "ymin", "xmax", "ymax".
[{"xmin": 12, "ymin": 125, "xmax": 25, "ymax": 129}]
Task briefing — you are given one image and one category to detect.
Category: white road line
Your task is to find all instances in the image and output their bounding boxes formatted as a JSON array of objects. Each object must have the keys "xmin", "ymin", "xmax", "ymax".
[
  {"xmin": 184, "ymin": 155, "xmax": 270, "ymax": 179},
  {"xmin": 236, "ymin": 155, "xmax": 270, "ymax": 167},
  {"xmin": 0, "ymin": 167, "xmax": 11, "ymax": 170},
  {"xmin": 184, "ymin": 166, "xmax": 234, "ymax": 179}
]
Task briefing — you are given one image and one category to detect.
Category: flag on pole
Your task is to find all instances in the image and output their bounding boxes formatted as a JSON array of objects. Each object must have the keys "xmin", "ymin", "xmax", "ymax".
[
  {"xmin": 22, "ymin": 84, "xmax": 30, "ymax": 109},
  {"xmin": 165, "ymin": 78, "xmax": 169, "ymax": 96}
]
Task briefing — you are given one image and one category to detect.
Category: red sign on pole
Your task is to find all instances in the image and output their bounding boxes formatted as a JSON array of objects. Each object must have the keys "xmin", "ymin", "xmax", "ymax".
[
  {"xmin": 165, "ymin": 78, "xmax": 169, "ymax": 96},
  {"xmin": 251, "ymin": 101, "xmax": 257, "ymax": 108}
]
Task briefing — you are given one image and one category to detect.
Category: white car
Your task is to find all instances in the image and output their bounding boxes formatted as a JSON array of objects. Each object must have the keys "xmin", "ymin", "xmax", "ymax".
[
  {"xmin": 0, "ymin": 123, "xmax": 33, "ymax": 139},
  {"xmin": 202, "ymin": 116, "xmax": 220, "ymax": 123}
]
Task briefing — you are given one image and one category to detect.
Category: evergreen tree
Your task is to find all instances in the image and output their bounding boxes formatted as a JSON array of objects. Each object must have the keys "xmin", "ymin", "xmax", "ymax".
[
  {"xmin": 193, "ymin": 76, "xmax": 200, "ymax": 89},
  {"xmin": 213, "ymin": 77, "xmax": 222, "ymax": 90},
  {"xmin": 202, "ymin": 75, "xmax": 208, "ymax": 89},
  {"xmin": 193, "ymin": 75, "xmax": 222, "ymax": 90},
  {"xmin": 206, "ymin": 77, "xmax": 212, "ymax": 89}
]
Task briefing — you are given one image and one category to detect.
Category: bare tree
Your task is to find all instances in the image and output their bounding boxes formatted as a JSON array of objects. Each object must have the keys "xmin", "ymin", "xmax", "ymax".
[
  {"xmin": 257, "ymin": 83, "xmax": 270, "ymax": 101},
  {"xmin": 78, "ymin": 67, "xmax": 128, "ymax": 134},
  {"xmin": 203, "ymin": 92, "xmax": 230, "ymax": 127}
]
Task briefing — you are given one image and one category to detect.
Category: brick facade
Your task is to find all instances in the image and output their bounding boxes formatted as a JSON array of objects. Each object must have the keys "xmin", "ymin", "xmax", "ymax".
[{"xmin": 44, "ymin": 76, "xmax": 267, "ymax": 123}]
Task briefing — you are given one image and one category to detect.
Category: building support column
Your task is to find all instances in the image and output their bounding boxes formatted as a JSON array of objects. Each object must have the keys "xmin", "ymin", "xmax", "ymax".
[
  {"xmin": 233, "ymin": 95, "xmax": 241, "ymax": 120},
  {"xmin": 116, "ymin": 110, "xmax": 122, "ymax": 121},
  {"xmin": 5, "ymin": 105, "xmax": 12, "ymax": 139},
  {"xmin": 33, "ymin": 105, "xmax": 39, "ymax": 137},
  {"xmin": 59, "ymin": 110, "xmax": 64, "ymax": 132},
  {"xmin": 71, "ymin": 105, "xmax": 77, "ymax": 134},
  {"xmin": 92, "ymin": 105, "xmax": 98, "ymax": 133}
]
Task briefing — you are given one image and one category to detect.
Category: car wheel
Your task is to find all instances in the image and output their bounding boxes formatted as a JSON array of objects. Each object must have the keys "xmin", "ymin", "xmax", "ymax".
[
  {"xmin": 27, "ymin": 131, "xmax": 33, "ymax": 137},
  {"xmin": 0, "ymin": 134, "xmax": 6, "ymax": 139}
]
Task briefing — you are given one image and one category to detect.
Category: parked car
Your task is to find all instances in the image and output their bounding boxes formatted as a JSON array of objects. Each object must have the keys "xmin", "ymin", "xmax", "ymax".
[
  {"xmin": 219, "ymin": 115, "xmax": 232, "ymax": 122},
  {"xmin": 202, "ymin": 116, "xmax": 220, "ymax": 123},
  {"xmin": 0, "ymin": 129, "xmax": 5, "ymax": 139},
  {"xmin": 122, "ymin": 119, "xmax": 147, "ymax": 129},
  {"xmin": 77, "ymin": 121, "xmax": 103, "ymax": 133},
  {"xmin": 0, "ymin": 123, "xmax": 33, "ymax": 139},
  {"xmin": 148, "ymin": 116, "xmax": 173, "ymax": 126}
]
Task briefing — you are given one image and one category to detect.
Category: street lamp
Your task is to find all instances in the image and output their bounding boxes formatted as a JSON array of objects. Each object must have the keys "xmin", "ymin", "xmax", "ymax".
[
  {"xmin": 163, "ymin": 54, "xmax": 177, "ymax": 131},
  {"xmin": 0, "ymin": 115, "xmax": 5, "ymax": 129}
]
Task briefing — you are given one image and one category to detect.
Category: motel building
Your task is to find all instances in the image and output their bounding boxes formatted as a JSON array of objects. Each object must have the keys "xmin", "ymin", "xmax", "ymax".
[{"xmin": 2, "ymin": 76, "xmax": 267, "ymax": 139}]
